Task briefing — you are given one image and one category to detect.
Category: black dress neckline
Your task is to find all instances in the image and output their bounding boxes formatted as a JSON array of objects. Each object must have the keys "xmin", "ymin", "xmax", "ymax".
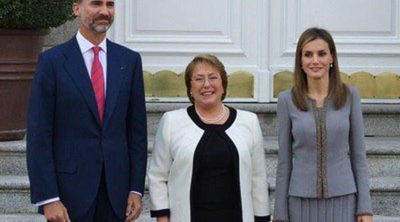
[{"xmin": 187, "ymin": 105, "xmax": 237, "ymax": 131}]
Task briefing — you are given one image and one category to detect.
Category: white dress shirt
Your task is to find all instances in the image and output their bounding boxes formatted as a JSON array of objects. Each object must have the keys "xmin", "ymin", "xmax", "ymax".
[{"xmin": 76, "ymin": 31, "xmax": 108, "ymax": 95}]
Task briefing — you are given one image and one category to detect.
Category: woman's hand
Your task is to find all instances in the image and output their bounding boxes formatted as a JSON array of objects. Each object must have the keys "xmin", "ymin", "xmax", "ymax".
[
  {"xmin": 357, "ymin": 215, "xmax": 373, "ymax": 222},
  {"xmin": 157, "ymin": 216, "xmax": 169, "ymax": 222}
]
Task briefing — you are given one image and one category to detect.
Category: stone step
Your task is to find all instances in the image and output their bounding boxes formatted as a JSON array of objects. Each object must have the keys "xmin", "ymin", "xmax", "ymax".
[
  {"xmin": 0, "ymin": 213, "xmax": 399, "ymax": 222},
  {"xmin": 0, "ymin": 214, "xmax": 45, "ymax": 222},
  {"xmin": 374, "ymin": 216, "xmax": 400, "ymax": 222},
  {"xmin": 1, "ymin": 175, "xmax": 399, "ymax": 216},
  {"xmin": 0, "ymin": 140, "xmax": 26, "ymax": 176},
  {"xmin": 0, "ymin": 213, "xmax": 153, "ymax": 222},
  {"xmin": 147, "ymin": 103, "xmax": 400, "ymax": 137},
  {"xmin": 2, "ymin": 137, "xmax": 399, "ymax": 177}
]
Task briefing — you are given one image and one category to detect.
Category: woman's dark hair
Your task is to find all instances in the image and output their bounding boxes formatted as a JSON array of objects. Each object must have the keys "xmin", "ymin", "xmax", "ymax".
[{"xmin": 292, "ymin": 27, "xmax": 348, "ymax": 111}]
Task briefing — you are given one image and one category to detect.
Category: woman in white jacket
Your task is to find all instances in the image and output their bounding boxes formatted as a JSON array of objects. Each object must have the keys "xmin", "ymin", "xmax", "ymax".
[{"xmin": 148, "ymin": 54, "xmax": 270, "ymax": 222}]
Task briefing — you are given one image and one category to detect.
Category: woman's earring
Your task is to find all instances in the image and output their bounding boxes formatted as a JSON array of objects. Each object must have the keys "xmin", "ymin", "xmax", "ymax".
[{"xmin": 330, "ymin": 63, "xmax": 333, "ymax": 68}]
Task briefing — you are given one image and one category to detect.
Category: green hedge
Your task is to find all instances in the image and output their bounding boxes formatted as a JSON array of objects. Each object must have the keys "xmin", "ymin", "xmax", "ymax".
[{"xmin": 0, "ymin": 0, "xmax": 73, "ymax": 29}]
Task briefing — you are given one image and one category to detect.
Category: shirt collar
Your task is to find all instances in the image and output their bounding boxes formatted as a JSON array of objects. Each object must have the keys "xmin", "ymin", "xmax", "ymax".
[{"xmin": 76, "ymin": 31, "xmax": 107, "ymax": 54}]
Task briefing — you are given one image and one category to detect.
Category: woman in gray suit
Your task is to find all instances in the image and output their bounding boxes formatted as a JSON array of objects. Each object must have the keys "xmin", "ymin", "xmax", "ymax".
[{"xmin": 273, "ymin": 27, "xmax": 373, "ymax": 222}]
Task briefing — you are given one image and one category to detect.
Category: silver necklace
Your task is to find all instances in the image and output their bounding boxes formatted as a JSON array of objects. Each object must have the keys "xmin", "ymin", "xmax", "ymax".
[{"xmin": 195, "ymin": 104, "xmax": 227, "ymax": 123}]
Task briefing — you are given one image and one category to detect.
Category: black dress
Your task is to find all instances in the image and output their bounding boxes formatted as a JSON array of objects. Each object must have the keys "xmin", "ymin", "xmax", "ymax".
[{"xmin": 188, "ymin": 106, "xmax": 243, "ymax": 222}]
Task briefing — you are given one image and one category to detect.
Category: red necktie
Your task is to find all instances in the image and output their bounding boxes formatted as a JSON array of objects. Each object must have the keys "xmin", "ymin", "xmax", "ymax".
[{"xmin": 91, "ymin": 46, "xmax": 106, "ymax": 122}]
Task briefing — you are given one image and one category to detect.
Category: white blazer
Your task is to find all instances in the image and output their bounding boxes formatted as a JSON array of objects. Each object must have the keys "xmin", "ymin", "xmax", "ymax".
[{"xmin": 148, "ymin": 107, "xmax": 270, "ymax": 222}]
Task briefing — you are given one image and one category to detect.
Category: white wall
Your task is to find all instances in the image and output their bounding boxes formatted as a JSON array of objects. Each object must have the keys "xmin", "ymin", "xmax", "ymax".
[{"xmin": 109, "ymin": 0, "xmax": 400, "ymax": 102}]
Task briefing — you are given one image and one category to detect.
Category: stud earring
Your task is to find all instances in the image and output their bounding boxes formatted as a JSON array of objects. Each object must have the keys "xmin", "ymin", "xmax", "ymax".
[{"xmin": 330, "ymin": 63, "xmax": 333, "ymax": 68}]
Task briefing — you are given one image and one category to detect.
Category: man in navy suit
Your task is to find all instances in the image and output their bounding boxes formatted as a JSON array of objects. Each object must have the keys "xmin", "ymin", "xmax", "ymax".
[{"xmin": 27, "ymin": 0, "xmax": 147, "ymax": 221}]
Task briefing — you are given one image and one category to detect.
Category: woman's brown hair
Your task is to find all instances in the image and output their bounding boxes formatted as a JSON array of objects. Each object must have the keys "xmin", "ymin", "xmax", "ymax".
[
  {"xmin": 184, "ymin": 54, "xmax": 228, "ymax": 104},
  {"xmin": 292, "ymin": 27, "xmax": 348, "ymax": 111}
]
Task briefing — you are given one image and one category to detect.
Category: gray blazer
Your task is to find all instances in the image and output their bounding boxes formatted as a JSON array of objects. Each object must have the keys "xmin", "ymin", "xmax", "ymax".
[{"xmin": 273, "ymin": 86, "xmax": 372, "ymax": 221}]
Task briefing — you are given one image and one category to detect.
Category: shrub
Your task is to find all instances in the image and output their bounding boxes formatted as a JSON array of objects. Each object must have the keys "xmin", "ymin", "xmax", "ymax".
[{"xmin": 0, "ymin": 0, "xmax": 73, "ymax": 29}]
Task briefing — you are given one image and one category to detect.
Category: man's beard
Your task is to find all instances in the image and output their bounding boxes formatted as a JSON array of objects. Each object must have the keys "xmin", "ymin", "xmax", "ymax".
[{"xmin": 89, "ymin": 15, "xmax": 114, "ymax": 33}]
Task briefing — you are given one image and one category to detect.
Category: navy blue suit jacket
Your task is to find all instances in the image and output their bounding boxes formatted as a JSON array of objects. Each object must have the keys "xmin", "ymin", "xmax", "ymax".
[{"xmin": 27, "ymin": 37, "xmax": 147, "ymax": 220}]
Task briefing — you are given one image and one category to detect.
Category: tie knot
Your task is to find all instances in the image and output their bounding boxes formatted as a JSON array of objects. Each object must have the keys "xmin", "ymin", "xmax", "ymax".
[{"xmin": 92, "ymin": 46, "xmax": 101, "ymax": 55}]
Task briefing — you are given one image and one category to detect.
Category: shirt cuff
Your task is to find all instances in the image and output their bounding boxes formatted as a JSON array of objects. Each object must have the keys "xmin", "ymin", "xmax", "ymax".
[
  {"xmin": 255, "ymin": 215, "xmax": 271, "ymax": 222},
  {"xmin": 35, "ymin": 197, "xmax": 60, "ymax": 206},
  {"xmin": 150, "ymin": 209, "xmax": 170, "ymax": 218},
  {"xmin": 129, "ymin": 190, "xmax": 142, "ymax": 196}
]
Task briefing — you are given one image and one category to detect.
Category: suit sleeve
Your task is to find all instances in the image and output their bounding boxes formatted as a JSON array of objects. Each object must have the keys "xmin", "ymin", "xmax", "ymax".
[
  {"xmin": 273, "ymin": 92, "xmax": 293, "ymax": 222},
  {"xmin": 127, "ymin": 53, "xmax": 148, "ymax": 194},
  {"xmin": 348, "ymin": 87, "xmax": 373, "ymax": 216},
  {"xmin": 27, "ymin": 52, "xmax": 59, "ymax": 204},
  {"xmin": 148, "ymin": 113, "xmax": 172, "ymax": 218},
  {"xmin": 251, "ymin": 114, "xmax": 271, "ymax": 221}
]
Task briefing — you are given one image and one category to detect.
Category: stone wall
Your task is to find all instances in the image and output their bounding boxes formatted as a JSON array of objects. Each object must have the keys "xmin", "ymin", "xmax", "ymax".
[{"xmin": 43, "ymin": 20, "xmax": 78, "ymax": 50}]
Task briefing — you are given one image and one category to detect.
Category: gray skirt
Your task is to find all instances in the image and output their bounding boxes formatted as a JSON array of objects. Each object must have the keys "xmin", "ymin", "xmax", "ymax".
[{"xmin": 288, "ymin": 194, "xmax": 356, "ymax": 222}]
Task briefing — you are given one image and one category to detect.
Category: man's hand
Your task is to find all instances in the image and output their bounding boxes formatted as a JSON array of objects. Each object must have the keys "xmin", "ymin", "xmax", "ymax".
[
  {"xmin": 125, "ymin": 193, "xmax": 142, "ymax": 222},
  {"xmin": 43, "ymin": 201, "xmax": 70, "ymax": 222},
  {"xmin": 357, "ymin": 215, "xmax": 373, "ymax": 222}
]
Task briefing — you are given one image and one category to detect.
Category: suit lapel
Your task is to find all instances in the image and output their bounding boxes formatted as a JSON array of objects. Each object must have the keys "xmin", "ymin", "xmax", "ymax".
[
  {"xmin": 103, "ymin": 40, "xmax": 126, "ymax": 128},
  {"xmin": 63, "ymin": 38, "xmax": 101, "ymax": 125}
]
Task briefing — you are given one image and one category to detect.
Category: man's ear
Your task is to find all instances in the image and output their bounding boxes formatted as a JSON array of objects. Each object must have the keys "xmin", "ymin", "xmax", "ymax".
[{"xmin": 72, "ymin": 3, "xmax": 80, "ymax": 17}]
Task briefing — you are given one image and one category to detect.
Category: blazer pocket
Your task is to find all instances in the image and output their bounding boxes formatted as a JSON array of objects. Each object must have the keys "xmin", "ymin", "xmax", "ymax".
[{"xmin": 55, "ymin": 161, "xmax": 78, "ymax": 174}]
